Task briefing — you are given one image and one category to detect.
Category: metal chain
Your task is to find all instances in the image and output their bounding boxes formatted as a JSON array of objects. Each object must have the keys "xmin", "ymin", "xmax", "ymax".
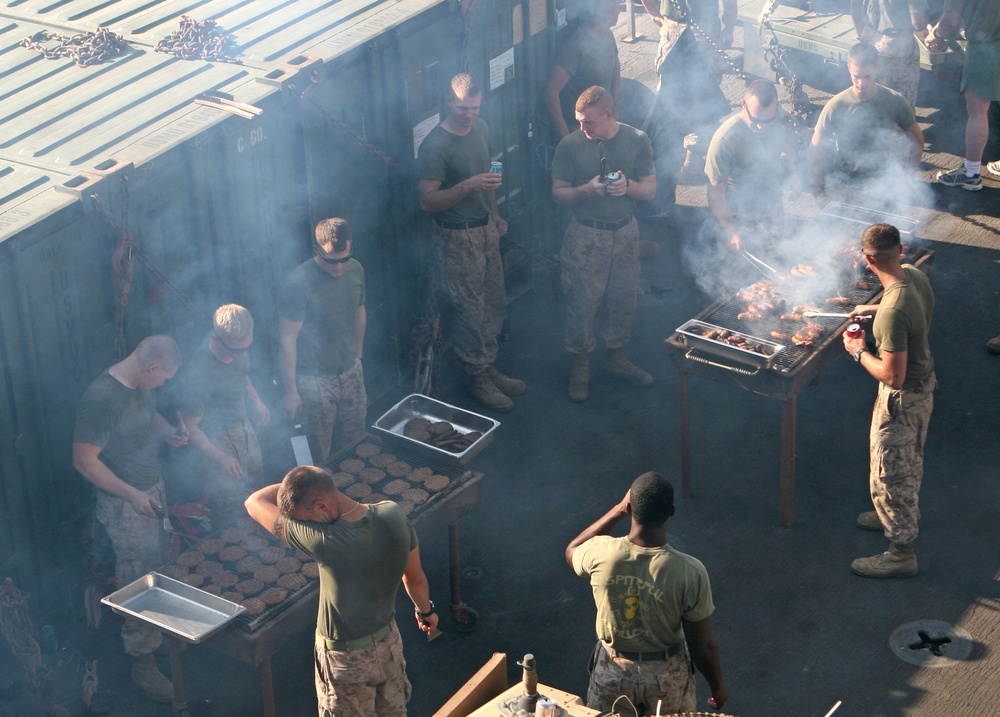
[
  {"xmin": 19, "ymin": 28, "xmax": 127, "ymax": 67},
  {"xmin": 155, "ymin": 15, "xmax": 241, "ymax": 63},
  {"xmin": 0, "ymin": 578, "xmax": 48, "ymax": 692},
  {"xmin": 459, "ymin": 0, "xmax": 478, "ymax": 74},
  {"xmin": 304, "ymin": 94, "xmax": 409, "ymax": 177},
  {"xmin": 666, "ymin": 0, "xmax": 748, "ymax": 82}
]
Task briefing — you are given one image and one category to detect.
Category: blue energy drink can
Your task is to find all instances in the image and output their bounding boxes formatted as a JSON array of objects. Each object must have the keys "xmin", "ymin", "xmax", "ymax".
[
  {"xmin": 490, "ymin": 161, "xmax": 503, "ymax": 174},
  {"xmin": 606, "ymin": 171, "xmax": 622, "ymax": 186}
]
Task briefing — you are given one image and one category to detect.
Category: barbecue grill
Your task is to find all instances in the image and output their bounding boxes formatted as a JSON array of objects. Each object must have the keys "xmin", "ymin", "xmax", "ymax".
[
  {"xmin": 156, "ymin": 433, "xmax": 486, "ymax": 717},
  {"xmin": 665, "ymin": 249, "xmax": 933, "ymax": 526}
]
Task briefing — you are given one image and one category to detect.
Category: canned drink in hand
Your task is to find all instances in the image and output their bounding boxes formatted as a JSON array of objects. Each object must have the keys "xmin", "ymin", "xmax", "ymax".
[
  {"xmin": 606, "ymin": 171, "xmax": 622, "ymax": 186},
  {"xmin": 490, "ymin": 161, "xmax": 503, "ymax": 175},
  {"xmin": 536, "ymin": 698, "xmax": 557, "ymax": 717},
  {"xmin": 846, "ymin": 323, "xmax": 863, "ymax": 339}
]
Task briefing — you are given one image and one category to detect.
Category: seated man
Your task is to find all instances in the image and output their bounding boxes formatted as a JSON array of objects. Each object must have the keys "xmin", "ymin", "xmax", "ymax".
[
  {"xmin": 808, "ymin": 42, "xmax": 924, "ymax": 198},
  {"xmin": 705, "ymin": 80, "xmax": 796, "ymax": 253}
]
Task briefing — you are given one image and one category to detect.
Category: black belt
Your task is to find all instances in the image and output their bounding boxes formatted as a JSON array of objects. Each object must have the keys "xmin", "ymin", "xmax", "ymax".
[
  {"xmin": 575, "ymin": 216, "xmax": 632, "ymax": 231},
  {"xmin": 435, "ymin": 216, "xmax": 489, "ymax": 230},
  {"xmin": 607, "ymin": 643, "xmax": 682, "ymax": 662}
]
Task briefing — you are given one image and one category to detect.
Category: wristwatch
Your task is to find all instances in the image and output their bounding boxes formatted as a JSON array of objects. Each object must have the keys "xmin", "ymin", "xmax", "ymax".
[
  {"xmin": 853, "ymin": 347, "xmax": 869, "ymax": 362},
  {"xmin": 415, "ymin": 601, "xmax": 436, "ymax": 618}
]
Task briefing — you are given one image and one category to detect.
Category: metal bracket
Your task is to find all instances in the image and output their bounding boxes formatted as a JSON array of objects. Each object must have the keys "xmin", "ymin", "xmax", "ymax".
[{"xmin": 684, "ymin": 349, "xmax": 761, "ymax": 375}]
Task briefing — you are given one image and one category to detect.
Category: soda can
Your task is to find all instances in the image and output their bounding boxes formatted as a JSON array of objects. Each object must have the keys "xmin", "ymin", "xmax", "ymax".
[
  {"xmin": 606, "ymin": 170, "xmax": 622, "ymax": 186},
  {"xmin": 490, "ymin": 161, "xmax": 503, "ymax": 174},
  {"xmin": 536, "ymin": 698, "xmax": 557, "ymax": 717},
  {"xmin": 846, "ymin": 323, "xmax": 863, "ymax": 339}
]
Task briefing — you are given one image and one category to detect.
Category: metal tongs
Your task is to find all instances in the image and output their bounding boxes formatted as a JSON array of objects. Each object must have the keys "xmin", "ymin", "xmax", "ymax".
[
  {"xmin": 803, "ymin": 311, "xmax": 872, "ymax": 320},
  {"xmin": 194, "ymin": 92, "xmax": 264, "ymax": 120},
  {"xmin": 740, "ymin": 250, "xmax": 779, "ymax": 279}
]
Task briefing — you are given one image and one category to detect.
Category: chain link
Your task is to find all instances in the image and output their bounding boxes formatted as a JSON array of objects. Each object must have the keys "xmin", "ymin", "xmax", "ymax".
[
  {"xmin": 0, "ymin": 578, "xmax": 48, "ymax": 692},
  {"xmin": 155, "ymin": 15, "xmax": 241, "ymax": 63},
  {"xmin": 665, "ymin": 0, "xmax": 748, "ymax": 82},
  {"xmin": 19, "ymin": 28, "xmax": 127, "ymax": 67}
]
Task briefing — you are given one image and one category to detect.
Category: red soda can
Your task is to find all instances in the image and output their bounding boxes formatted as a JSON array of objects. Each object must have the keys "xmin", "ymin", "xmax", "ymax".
[{"xmin": 846, "ymin": 323, "xmax": 863, "ymax": 339}]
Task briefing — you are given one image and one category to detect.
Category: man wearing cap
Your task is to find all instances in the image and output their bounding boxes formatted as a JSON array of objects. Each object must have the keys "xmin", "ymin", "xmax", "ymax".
[
  {"xmin": 417, "ymin": 73, "xmax": 526, "ymax": 413},
  {"xmin": 245, "ymin": 466, "xmax": 437, "ymax": 716},
  {"xmin": 173, "ymin": 304, "xmax": 269, "ymax": 527},
  {"xmin": 705, "ymin": 80, "xmax": 796, "ymax": 253},
  {"xmin": 73, "ymin": 335, "xmax": 188, "ymax": 702},
  {"xmin": 566, "ymin": 471, "xmax": 728, "ymax": 714},
  {"xmin": 279, "ymin": 217, "xmax": 367, "ymax": 466},
  {"xmin": 844, "ymin": 223, "xmax": 935, "ymax": 578},
  {"xmin": 552, "ymin": 85, "xmax": 656, "ymax": 403}
]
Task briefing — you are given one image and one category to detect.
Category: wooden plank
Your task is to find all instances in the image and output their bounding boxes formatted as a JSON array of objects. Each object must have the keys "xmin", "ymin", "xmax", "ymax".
[{"xmin": 433, "ymin": 652, "xmax": 507, "ymax": 717}]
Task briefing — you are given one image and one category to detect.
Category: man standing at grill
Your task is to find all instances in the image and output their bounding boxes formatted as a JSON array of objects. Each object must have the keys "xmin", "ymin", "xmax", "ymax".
[
  {"xmin": 844, "ymin": 222, "xmax": 935, "ymax": 578},
  {"xmin": 245, "ymin": 466, "xmax": 438, "ymax": 716},
  {"xmin": 808, "ymin": 43, "xmax": 924, "ymax": 197},
  {"xmin": 73, "ymin": 335, "xmax": 188, "ymax": 703},
  {"xmin": 417, "ymin": 73, "xmax": 526, "ymax": 413},
  {"xmin": 566, "ymin": 472, "xmax": 728, "ymax": 714},
  {"xmin": 279, "ymin": 217, "xmax": 367, "ymax": 467},
  {"xmin": 552, "ymin": 85, "xmax": 656, "ymax": 402},
  {"xmin": 705, "ymin": 80, "xmax": 796, "ymax": 253},
  {"xmin": 174, "ymin": 304, "xmax": 269, "ymax": 527}
]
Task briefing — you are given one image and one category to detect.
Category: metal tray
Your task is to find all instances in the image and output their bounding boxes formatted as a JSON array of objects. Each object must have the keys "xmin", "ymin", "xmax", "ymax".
[
  {"xmin": 372, "ymin": 394, "xmax": 499, "ymax": 465},
  {"xmin": 821, "ymin": 202, "xmax": 919, "ymax": 238},
  {"xmin": 675, "ymin": 319, "xmax": 786, "ymax": 369},
  {"xmin": 101, "ymin": 572, "xmax": 245, "ymax": 644}
]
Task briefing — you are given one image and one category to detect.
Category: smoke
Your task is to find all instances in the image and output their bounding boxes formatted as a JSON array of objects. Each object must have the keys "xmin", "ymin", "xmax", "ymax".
[{"xmin": 682, "ymin": 116, "xmax": 933, "ymax": 302}]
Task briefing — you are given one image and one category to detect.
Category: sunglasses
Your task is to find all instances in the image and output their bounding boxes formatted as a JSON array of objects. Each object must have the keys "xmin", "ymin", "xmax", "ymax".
[
  {"xmin": 743, "ymin": 101, "xmax": 777, "ymax": 126},
  {"xmin": 317, "ymin": 247, "xmax": 353, "ymax": 264}
]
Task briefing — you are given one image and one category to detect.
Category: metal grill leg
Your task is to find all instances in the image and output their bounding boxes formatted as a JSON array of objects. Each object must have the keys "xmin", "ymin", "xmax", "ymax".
[
  {"xmin": 448, "ymin": 522, "xmax": 479, "ymax": 630},
  {"xmin": 780, "ymin": 397, "xmax": 797, "ymax": 527}
]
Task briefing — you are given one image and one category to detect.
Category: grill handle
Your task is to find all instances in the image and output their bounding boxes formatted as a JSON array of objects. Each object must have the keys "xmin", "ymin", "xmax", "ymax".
[{"xmin": 684, "ymin": 349, "xmax": 762, "ymax": 376}]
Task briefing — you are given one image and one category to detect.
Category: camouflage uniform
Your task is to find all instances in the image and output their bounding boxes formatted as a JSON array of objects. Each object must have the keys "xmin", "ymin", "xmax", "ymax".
[
  {"xmin": 201, "ymin": 418, "xmax": 262, "ymax": 527},
  {"xmin": 432, "ymin": 218, "xmax": 506, "ymax": 375},
  {"xmin": 587, "ymin": 641, "xmax": 696, "ymax": 714},
  {"xmin": 869, "ymin": 373, "xmax": 936, "ymax": 544},
  {"xmin": 297, "ymin": 360, "xmax": 367, "ymax": 466},
  {"xmin": 95, "ymin": 482, "xmax": 168, "ymax": 656},
  {"xmin": 561, "ymin": 218, "xmax": 640, "ymax": 353},
  {"xmin": 315, "ymin": 621, "xmax": 411, "ymax": 717}
]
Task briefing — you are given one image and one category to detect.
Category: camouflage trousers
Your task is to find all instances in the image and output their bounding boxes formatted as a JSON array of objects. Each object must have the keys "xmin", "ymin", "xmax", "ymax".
[
  {"xmin": 94, "ymin": 481, "xmax": 168, "ymax": 656},
  {"xmin": 315, "ymin": 621, "xmax": 411, "ymax": 717},
  {"xmin": 202, "ymin": 418, "xmax": 262, "ymax": 527},
  {"xmin": 869, "ymin": 373, "xmax": 936, "ymax": 544},
  {"xmin": 561, "ymin": 218, "xmax": 640, "ymax": 354},
  {"xmin": 587, "ymin": 641, "xmax": 695, "ymax": 715},
  {"xmin": 298, "ymin": 360, "xmax": 367, "ymax": 467},
  {"xmin": 864, "ymin": 29, "xmax": 919, "ymax": 109},
  {"xmin": 432, "ymin": 218, "xmax": 506, "ymax": 375}
]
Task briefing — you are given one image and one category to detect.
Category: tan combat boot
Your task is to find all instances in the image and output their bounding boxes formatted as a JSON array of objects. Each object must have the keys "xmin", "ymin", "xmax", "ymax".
[
  {"xmin": 606, "ymin": 348, "xmax": 653, "ymax": 387},
  {"xmin": 568, "ymin": 354, "xmax": 590, "ymax": 403},
  {"xmin": 469, "ymin": 373, "xmax": 513, "ymax": 412},
  {"xmin": 851, "ymin": 542, "xmax": 917, "ymax": 578},
  {"xmin": 484, "ymin": 365, "xmax": 527, "ymax": 396},
  {"xmin": 131, "ymin": 653, "xmax": 173, "ymax": 703}
]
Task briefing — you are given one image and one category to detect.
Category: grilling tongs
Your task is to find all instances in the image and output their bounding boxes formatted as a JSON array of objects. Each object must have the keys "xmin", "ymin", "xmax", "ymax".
[{"xmin": 740, "ymin": 250, "xmax": 779, "ymax": 279}]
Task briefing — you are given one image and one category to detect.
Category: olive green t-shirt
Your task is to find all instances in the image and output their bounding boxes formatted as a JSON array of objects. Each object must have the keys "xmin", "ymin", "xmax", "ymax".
[
  {"xmin": 704, "ymin": 110, "xmax": 790, "ymax": 216},
  {"xmin": 74, "ymin": 371, "xmax": 162, "ymax": 491},
  {"xmin": 813, "ymin": 85, "xmax": 916, "ymax": 175},
  {"xmin": 555, "ymin": 25, "xmax": 619, "ymax": 130},
  {"xmin": 173, "ymin": 334, "xmax": 250, "ymax": 436},
  {"xmin": 945, "ymin": 0, "xmax": 1000, "ymax": 43},
  {"xmin": 873, "ymin": 265, "xmax": 934, "ymax": 389},
  {"xmin": 551, "ymin": 123, "xmax": 655, "ymax": 222},
  {"xmin": 572, "ymin": 535, "xmax": 715, "ymax": 651},
  {"xmin": 284, "ymin": 502, "xmax": 418, "ymax": 641},
  {"xmin": 415, "ymin": 118, "xmax": 493, "ymax": 223},
  {"xmin": 277, "ymin": 258, "xmax": 365, "ymax": 377}
]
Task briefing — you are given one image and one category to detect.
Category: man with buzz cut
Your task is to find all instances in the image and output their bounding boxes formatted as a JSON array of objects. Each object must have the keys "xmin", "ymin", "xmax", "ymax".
[
  {"xmin": 566, "ymin": 471, "xmax": 728, "ymax": 714},
  {"xmin": 417, "ymin": 72, "xmax": 526, "ymax": 413},
  {"xmin": 245, "ymin": 466, "xmax": 438, "ymax": 716},
  {"xmin": 279, "ymin": 217, "xmax": 367, "ymax": 466},
  {"xmin": 809, "ymin": 42, "xmax": 924, "ymax": 197},
  {"xmin": 844, "ymin": 222, "xmax": 935, "ymax": 578}
]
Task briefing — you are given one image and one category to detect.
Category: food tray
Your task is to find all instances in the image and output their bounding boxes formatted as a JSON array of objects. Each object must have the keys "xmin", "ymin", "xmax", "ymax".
[
  {"xmin": 102, "ymin": 572, "xmax": 245, "ymax": 643},
  {"xmin": 821, "ymin": 202, "xmax": 919, "ymax": 238},
  {"xmin": 675, "ymin": 319, "xmax": 786, "ymax": 369},
  {"xmin": 372, "ymin": 394, "xmax": 499, "ymax": 465}
]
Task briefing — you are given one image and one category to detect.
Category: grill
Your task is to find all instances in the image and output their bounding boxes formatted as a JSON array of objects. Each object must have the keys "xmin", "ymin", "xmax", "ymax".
[{"xmin": 665, "ymin": 249, "xmax": 933, "ymax": 526}]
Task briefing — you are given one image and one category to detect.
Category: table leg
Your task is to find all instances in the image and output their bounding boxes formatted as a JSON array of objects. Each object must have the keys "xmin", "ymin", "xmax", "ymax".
[
  {"xmin": 780, "ymin": 396, "xmax": 797, "ymax": 527},
  {"xmin": 261, "ymin": 656, "xmax": 275, "ymax": 717},
  {"xmin": 166, "ymin": 637, "xmax": 190, "ymax": 717},
  {"xmin": 679, "ymin": 372, "xmax": 693, "ymax": 498},
  {"xmin": 448, "ymin": 521, "xmax": 479, "ymax": 630}
]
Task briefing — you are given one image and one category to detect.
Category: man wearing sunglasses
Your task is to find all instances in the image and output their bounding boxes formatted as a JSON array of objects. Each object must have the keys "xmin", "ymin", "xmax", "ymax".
[
  {"xmin": 705, "ymin": 80, "xmax": 795, "ymax": 254},
  {"xmin": 172, "ymin": 304, "xmax": 269, "ymax": 528},
  {"xmin": 279, "ymin": 218, "xmax": 368, "ymax": 465}
]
